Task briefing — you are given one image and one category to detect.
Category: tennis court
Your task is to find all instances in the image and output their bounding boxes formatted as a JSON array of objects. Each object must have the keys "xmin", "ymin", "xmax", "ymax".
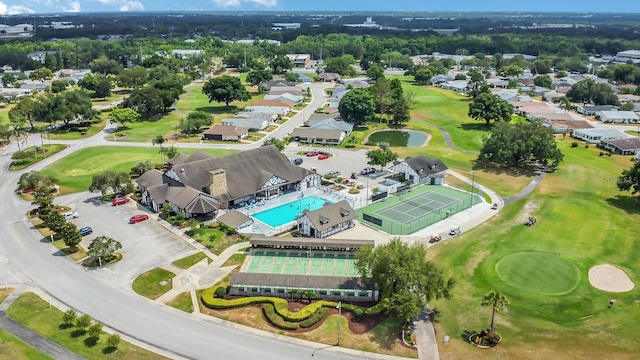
[
  {"xmin": 244, "ymin": 250, "xmax": 359, "ymax": 277},
  {"xmin": 357, "ymin": 184, "xmax": 482, "ymax": 235}
]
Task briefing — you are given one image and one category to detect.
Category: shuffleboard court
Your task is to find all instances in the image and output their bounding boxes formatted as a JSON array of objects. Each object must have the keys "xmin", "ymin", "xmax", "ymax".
[{"xmin": 245, "ymin": 250, "xmax": 359, "ymax": 277}]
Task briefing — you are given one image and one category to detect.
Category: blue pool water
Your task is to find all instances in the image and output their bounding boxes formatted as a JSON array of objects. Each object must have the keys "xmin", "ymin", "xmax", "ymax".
[{"xmin": 252, "ymin": 196, "xmax": 332, "ymax": 227}]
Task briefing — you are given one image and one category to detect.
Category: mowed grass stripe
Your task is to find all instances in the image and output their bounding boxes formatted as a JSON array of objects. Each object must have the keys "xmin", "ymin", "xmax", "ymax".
[{"xmin": 496, "ymin": 252, "xmax": 581, "ymax": 295}]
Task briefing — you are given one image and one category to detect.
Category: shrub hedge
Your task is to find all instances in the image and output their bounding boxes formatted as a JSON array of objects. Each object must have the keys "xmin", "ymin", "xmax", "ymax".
[
  {"xmin": 262, "ymin": 304, "xmax": 299, "ymax": 330},
  {"xmin": 299, "ymin": 307, "xmax": 328, "ymax": 328}
]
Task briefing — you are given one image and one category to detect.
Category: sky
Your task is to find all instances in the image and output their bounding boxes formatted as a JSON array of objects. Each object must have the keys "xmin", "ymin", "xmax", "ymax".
[{"xmin": 0, "ymin": 0, "xmax": 639, "ymax": 15}]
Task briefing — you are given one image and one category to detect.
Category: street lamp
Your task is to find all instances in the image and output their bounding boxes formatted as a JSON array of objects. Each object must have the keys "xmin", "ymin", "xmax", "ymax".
[
  {"xmin": 336, "ymin": 301, "xmax": 342, "ymax": 346},
  {"xmin": 469, "ymin": 171, "xmax": 475, "ymax": 209}
]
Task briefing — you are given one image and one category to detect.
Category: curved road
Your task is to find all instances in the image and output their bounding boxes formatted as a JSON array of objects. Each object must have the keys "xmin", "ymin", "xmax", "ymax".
[{"xmin": 0, "ymin": 83, "xmax": 387, "ymax": 360}]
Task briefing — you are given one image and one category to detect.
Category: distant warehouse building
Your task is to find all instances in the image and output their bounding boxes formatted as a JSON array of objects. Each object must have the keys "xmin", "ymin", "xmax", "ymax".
[{"xmin": 615, "ymin": 50, "xmax": 640, "ymax": 64}]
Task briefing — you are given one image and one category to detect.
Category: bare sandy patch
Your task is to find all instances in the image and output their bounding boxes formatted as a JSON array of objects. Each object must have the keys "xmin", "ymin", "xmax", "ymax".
[{"xmin": 588, "ymin": 264, "xmax": 634, "ymax": 292}]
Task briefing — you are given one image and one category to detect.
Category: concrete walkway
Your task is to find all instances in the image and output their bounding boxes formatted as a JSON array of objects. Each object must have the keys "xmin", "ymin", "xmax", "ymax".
[
  {"xmin": 414, "ymin": 310, "xmax": 438, "ymax": 360},
  {"xmin": 0, "ymin": 287, "xmax": 86, "ymax": 360}
]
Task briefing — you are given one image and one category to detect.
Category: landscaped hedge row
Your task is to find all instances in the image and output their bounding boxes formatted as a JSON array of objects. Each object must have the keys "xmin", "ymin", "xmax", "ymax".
[
  {"xmin": 299, "ymin": 307, "xmax": 329, "ymax": 328},
  {"xmin": 262, "ymin": 304, "xmax": 299, "ymax": 330}
]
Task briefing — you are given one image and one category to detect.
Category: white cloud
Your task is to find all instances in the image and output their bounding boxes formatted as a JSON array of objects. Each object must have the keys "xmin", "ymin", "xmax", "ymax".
[
  {"xmin": 212, "ymin": 0, "xmax": 277, "ymax": 8},
  {"xmin": 63, "ymin": 0, "xmax": 80, "ymax": 12},
  {"xmin": 0, "ymin": 2, "xmax": 35, "ymax": 14},
  {"xmin": 119, "ymin": 0, "xmax": 143, "ymax": 11}
]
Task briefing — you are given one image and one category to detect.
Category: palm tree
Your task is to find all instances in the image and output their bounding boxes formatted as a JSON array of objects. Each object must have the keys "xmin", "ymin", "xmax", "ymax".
[
  {"xmin": 481, "ymin": 291, "xmax": 509, "ymax": 333},
  {"xmin": 152, "ymin": 135, "xmax": 166, "ymax": 163}
]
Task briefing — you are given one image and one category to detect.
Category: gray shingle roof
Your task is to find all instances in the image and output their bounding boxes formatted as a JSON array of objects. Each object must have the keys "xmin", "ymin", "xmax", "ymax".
[
  {"xmin": 291, "ymin": 128, "xmax": 344, "ymax": 140},
  {"xmin": 136, "ymin": 169, "xmax": 164, "ymax": 189},
  {"xmin": 299, "ymin": 200, "xmax": 356, "ymax": 232},
  {"xmin": 403, "ymin": 155, "xmax": 448, "ymax": 175},
  {"xmin": 217, "ymin": 210, "xmax": 253, "ymax": 229}
]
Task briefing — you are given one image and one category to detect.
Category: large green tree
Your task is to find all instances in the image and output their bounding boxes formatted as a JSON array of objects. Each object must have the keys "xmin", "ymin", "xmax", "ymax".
[
  {"xmin": 178, "ymin": 111, "xmax": 213, "ymax": 134},
  {"xmin": 566, "ymin": 79, "xmax": 618, "ymax": 105},
  {"xmin": 478, "ymin": 121, "xmax": 563, "ymax": 169},
  {"xmin": 269, "ymin": 55, "xmax": 293, "ymax": 74},
  {"xmin": 355, "ymin": 238, "xmax": 455, "ymax": 320},
  {"xmin": 338, "ymin": 88, "xmax": 375, "ymax": 126},
  {"xmin": 617, "ymin": 160, "xmax": 640, "ymax": 199},
  {"xmin": 61, "ymin": 222, "xmax": 82, "ymax": 249},
  {"xmin": 468, "ymin": 93, "xmax": 514, "ymax": 125},
  {"xmin": 109, "ymin": 108, "xmax": 141, "ymax": 128},
  {"xmin": 89, "ymin": 171, "xmax": 134, "ymax": 197},
  {"xmin": 88, "ymin": 236, "xmax": 122, "ymax": 266},
  {"xmin": 481, "ymin": 291, "xmax": 509, "ymax": 333},
  {"xmin": 202, "ymin": 75, "xmax": 250, "ymax": 108},
  {"xmin": 246, "ymin": 69, "xmax": 273, "ymax": 86},
  {"xmin": 365, "ymin": 143, "xmax": 398, "ymax": 172}
]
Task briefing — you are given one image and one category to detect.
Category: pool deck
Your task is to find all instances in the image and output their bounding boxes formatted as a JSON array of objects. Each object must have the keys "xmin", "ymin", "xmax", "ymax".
[{"xmin": 232, "ymin": 186, "xmax": 362, "ymax": 236}]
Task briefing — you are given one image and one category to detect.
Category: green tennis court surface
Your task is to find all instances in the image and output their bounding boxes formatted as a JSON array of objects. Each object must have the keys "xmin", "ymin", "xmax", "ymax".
[
  {"xmin": 245, "ymin": 250, "xmax": 359, "ymax": 277},
  {"xmin": 357, "ymin": 184, "xmax": 482, "ymax": 235}
]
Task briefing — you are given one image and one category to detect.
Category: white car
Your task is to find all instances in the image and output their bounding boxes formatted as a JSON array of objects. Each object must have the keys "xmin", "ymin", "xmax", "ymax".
[{"xmin": 64, "ymin": 212, "xmax": 79, "ymax": 220}]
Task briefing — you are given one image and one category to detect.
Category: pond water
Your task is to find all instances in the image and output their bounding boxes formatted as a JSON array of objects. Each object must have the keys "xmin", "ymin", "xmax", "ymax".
[{"xmin": 366, "ymin": 130, "xmax": 427, "ymax": 147}]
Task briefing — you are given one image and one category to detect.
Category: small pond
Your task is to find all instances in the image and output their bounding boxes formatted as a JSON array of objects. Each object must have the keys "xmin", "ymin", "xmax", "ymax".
[{"xmin": 366, "ymin": 130, "xmax": 428, "ymax": 147}]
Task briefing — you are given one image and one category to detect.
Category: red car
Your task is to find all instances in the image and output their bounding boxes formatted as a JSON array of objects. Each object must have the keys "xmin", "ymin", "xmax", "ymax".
[
  {"xmin": 318, "ymin": 154, "xmax": 329, "ymax": 160},
  {"xmin": 112, "ymin": 197, "xmax": 130, "ymax": 206},
  {"xmin": 129, "ymin": 214, "xmax": 149, "ymax": 224},
  {"xmin": 306, "ymin": 151, "xmax": 320, "ymax": 157}
]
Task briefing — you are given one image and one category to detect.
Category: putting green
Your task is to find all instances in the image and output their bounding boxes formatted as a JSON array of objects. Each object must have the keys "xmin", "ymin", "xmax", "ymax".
[{"xmin": 495, "ymin": 252, "xmax": 581, "ymax": 295}]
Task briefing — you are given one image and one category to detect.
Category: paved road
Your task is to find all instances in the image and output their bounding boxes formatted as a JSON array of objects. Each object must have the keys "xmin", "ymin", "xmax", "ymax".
[{"xmin": 0, "ymin": 82, "xmax": 405, "ymax": 360}]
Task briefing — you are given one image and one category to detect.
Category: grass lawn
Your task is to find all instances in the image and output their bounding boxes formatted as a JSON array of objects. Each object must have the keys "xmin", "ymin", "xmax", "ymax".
[
  {"xmin": 171, "ymin": 252, "xmax": 208, "ymax": 269},
  {"xmin": 0, "ymin": 288, "xmax": 14, "ymax": 303},
  {"xmin": 6, "ymin": 292, "xmax": 167, "ymax": 360},
  {"xmin": 427, "ymin": 138, "xmax": 640, "ymax": 360},
  {"xmin": 9, "ymin": 144, "xmax": 67, "ymax": 171},
  {"xmin": 221, "ymin": 253, "xmax": 246, "ymax": 267},
  {"xmin": 167, "ymin": 292, "xmax": 194, "ymax": 313},
  {"xmin": 51, "ymin": 240, "xmax": 88, "ymax": 262},
  {"xmin": 39, "ymin": 146, "xmax": 236, "ymax": 194},
  {"xmin": 132, "ymin": 268, "xmax": 175, "ymax": 300},
  {"xmin": 188, "ymin": 227, "xmax": 246, "ymax": 255},
  {"xmin": 0, "ymin": 329, "xmax": 54, "ymax": 360},
  {"xmin": 47, "ymin": 118, "xmax": 107, "ymax": 141}
]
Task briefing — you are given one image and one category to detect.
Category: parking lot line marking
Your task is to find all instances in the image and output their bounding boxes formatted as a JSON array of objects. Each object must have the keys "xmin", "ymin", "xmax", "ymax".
[
  {"xmin": 8, "ymin": 271, "xmax": 22, "ymax": 283},
  {"xmin": 102, "ymin": 268, "xmax": 115, "ymax": 274}
]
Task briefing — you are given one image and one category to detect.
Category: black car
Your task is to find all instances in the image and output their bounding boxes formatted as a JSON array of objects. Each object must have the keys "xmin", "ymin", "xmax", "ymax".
[{"xmin": 292, "ymin": 158, "xmax": 303, "ymax": 165}]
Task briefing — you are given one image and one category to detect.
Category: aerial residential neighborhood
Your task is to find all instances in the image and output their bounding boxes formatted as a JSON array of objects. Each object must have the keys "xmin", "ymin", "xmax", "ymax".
[{"xmin": 0, "ymin": 3, "xmax": 640, "ymax": 360}]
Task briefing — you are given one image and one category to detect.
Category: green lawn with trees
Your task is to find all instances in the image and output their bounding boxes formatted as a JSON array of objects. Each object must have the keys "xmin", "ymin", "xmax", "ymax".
[
  {"xmin": 39, "ymin": 146, "xmax": 235, "ymax": 194},
  {"xmin": 427, "ymin": 139, "xmax": 640, "ymax": 359}
]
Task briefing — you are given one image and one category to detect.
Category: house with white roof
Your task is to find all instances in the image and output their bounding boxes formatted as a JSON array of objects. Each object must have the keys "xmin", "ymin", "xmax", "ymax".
[
  {"xmin": 263, "ymin": 93, "xmax": 303, "ymax": 105},
  {"xmin": 596, "ymin": 111, "xmax": 639, "ymax": 124},
  {"xmin": 571, "ymin": 128, "xmax": 628, "ymax": 143}
]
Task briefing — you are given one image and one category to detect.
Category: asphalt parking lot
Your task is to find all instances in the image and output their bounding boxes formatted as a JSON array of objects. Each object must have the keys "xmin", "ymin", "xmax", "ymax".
[
  {"xmin": 283, "ymin": 145, "xmax": 375, "ymax": 180},
  {"xmin": 57, "ymin": 192, "xmax": 197, "ymax": 291}
]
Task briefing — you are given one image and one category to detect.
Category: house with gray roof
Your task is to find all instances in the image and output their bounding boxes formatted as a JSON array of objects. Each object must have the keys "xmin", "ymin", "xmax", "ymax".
[
  {"xmin": 291, "ymin": 128, "xmax": 346, "ymax": 145},
  {"xmin": 577, "ymin": 105, "xmax": 619, "ymax": 116},
  {"xmin": 597, "ymin": 111, "xmax": 639, "ymax": 124},
  {"xmin": 296, "ymin": 200, "xmax": 356, "ymax": 238},
  {"xmin": 244, "ymin": 105, "xmax": 290, "ymax": 117},
  {"xmin": 202, "ymin": 125, "xmax": 249, "ymax": 141},
  {"xmin": 221, "ymin": 117, "xmax": 269, "ymax": 131},
  {"xmin": 136, "ymin": 146, "xmax": 321, "ymax": 218},
  {"xmin": 263, "ymin": 93, "xmax": 303, "ymax": 105},
  {"xmin": 268, "ymin": 86, "xmax": 303, "ymax": 97},
  {"xmin": 438, "ymin": 80, "xmax": 469, "ymax": 93},
  {"xmin": 216, "ymin": 209, "xmax": 253, "ymax": 230},
  {"xmin": 600, "ymin": 137, "xmax": 640, "ymax": 155},
  {"xmin": 389, "ymin": 155, "xmax": 448, "ymax": 185}
]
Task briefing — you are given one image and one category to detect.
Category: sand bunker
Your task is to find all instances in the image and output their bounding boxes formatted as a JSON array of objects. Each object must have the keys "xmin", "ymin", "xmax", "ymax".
[{"xmin": 588, "ymin": 264, "xmax": 634, "ymax": 292}]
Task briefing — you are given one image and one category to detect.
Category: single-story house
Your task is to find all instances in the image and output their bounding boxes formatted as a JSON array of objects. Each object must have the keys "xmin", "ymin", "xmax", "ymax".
[
  {"xmin": 600, "ymin": 137, "xmax": 640, "ymax": 155},
  {"xmin": 202, "ymin": 125, "xmax": 249, "ymax": 141},
  {"xmin": 339, "ymin": 77, "xmax": 371, "ymax": 86},
  {"xmin": 221, "ymin": 117, "xmax": 269, "ymax": 131},
  {"xmin": 487, "ymin": 79, "xmax": 509, "ymax": 88},
  {"xmin": 618, "ymin": 94, "xmax": 640, "ymax": 104},
  {"xmin": 296, "ymin": 200, "xmax": 356, "ymax": 238},
  {"xmin": 535, "ymin": 112, "xmax": 579, "ymax": 122},
  {"xmin": 286, "ymin": 54, "xmax": 311, "ymax": 67},
  {"xmin": 430, "ymin": 74, "xmax": 454, "ymax": 84},
  {"xmin": 543, "ymin": 90, "xmax": 566, "ymax": 102},
  {"xmin": 389, "ymin": 155, "xmax": 448, "ymax": 185},
  {"xmin": 576, "ymin": 105, "xmax": 619, "ymax": 116},
  {"xmin": 438, "ymin": 80, "xmax": 469, "ymax": 93},
  {"xmin": 263, "ymin": 93, "xmax": 303, "ymax": 104},
  {"xmin": 244, "ymin": 105, "xmax": 290, "ymax": 117},
  {"xmin": 234, "ymin": 111, "xmax": 278, "ymax": 123},
  {"xmin": 251, "ymin": 99, "xmax": 292, "ymax": 109},
  {"xmin": 544, "ymin": 120, "xmax": 593, "ymax": 134},
  {"xmin": 571, "ymin": 128, "xmax": 627, "ymax": 143},
  {"xmin": 291, "ymin": 128, "xmax": 346, "ymax": 145},
  {"xmin": 308, "ymin": 116, "xmax": 353, "ymax": 135},
  {"xmin": 297, "ymin": 74, "xmax": 312, "ymax": 83},
  {"xmin": 216, "ymin": 209, "xmax": 253, "ymax": 230},
  {"xmin": 259, "ymin": 80, "xmax": 295, "ymax": 92},
  {"xmin": 596, "ymin": 111, "xmax": 639, "ymax": 124},
  {"xmin": 268, "ymin": 86, "xmax": 304, "ymax": 97},
  {"xmin": 136, "ymin": 146, "xmax": 322, "ymax": 217},
  {"xmin": 0, "ymin": 88, "xmax": 33, "ymax": 99},
  {"xmin": 318, "ymin": 72, "xmax": 341, "ymax": 82}
]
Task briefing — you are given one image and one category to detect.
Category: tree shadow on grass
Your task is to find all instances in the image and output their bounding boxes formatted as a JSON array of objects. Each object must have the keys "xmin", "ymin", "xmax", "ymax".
[
  {"xmin": 195, "ymin": 105, "xmax": 239, "ymax": 114},
  {"xmin": 606, "ymin": 195, "xmax": 640, "ymax": 214},
  {"xmin": 369, "ymin": 319, "xmax": 401, "ymax": 350},
  {"xmin": 70, "ymin": 329, "xmax": 86, "ymax": 338},
  {"xmin": 83, "ymin": 337, "xmax": 98, "ymax": 348},
  {"xmin": 102, "ymin": 346, "xmax": 117, "ymax": 355},
  {"xmin": 472, "ymin": 161, "xmax": 537, "ymax": 177},
  {"xmin": 460, "ymin": 123, "xmax": 491, "ymax": 132},
  {"xmin": 58, "ymin": 323, "xmax": 73, "ymax": 330}
]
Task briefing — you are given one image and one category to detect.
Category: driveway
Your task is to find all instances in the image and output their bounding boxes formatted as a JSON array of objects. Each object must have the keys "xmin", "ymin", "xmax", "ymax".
[{"xmin": 56, "ymin": 192, "xmax": 196, "ymax": 291}]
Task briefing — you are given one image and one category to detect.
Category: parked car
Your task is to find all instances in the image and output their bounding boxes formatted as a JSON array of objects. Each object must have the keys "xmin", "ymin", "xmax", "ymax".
[
  {"xmin": 449, "ymin": 226, "xmax": 461, "ymax": 236},
  {"xmin": 318, "ymin": 154, "xmax": 329, "ymax": 160},
  {"xmin": 129, "ymin": 214, "xmax": 149, "ymax": 224},
  {"xmin": 306, "ymin": 150, "xmax": 320, "ymax": 157},
  {"xmin": 64, "ymin": 211, "xmax": 79, "ymax": 220},
  {"xmin": 112, "ymin": 197, "xmax": 130, "ymax": 206},
  {"xmin": 350, "ymin": 173, "xmax": 359, "ymax": 179},
  {"xmin": 429, "ymin": 234, "xmax": 442, "ymax": 243},
  {"xmin": 327, "ymin": 170, "xmax": 341, "ymax": 177},
  {"xmin": 292, "ymin": 158, "xmax": 303, "ymax": 165},
  {"xmin": 491, "ymin": 203, "xmax": 498, "ymax": 210},
  {"xmin": 79, "ymin": 227, "xmax": 93, "ymax": 236},
  {"xmin": 360, "ymin": 167, "xmax": 376, "ymax": 175}
]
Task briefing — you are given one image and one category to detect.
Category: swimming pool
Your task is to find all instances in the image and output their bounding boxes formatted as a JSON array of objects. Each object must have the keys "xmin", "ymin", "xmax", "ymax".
[{"xmin": 252, "ymin": 196, "xmax": 332, "ymax": 227}]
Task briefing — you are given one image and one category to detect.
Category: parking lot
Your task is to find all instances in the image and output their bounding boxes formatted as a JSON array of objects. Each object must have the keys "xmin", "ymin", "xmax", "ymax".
[
  {"xmin": 57, "ymin": 192, "xmax": 197, "ymax": 291},
  {"xmin": 282, "ymin": 145, "xmax": 375, "ymax": 179}
]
